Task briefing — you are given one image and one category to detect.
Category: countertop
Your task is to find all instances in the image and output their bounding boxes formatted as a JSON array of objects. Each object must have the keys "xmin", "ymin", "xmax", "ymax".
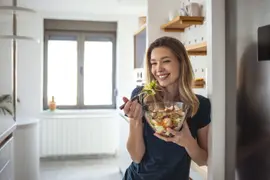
[
  {"xmin": 119, "ymin": 112, "xmax": 208, "ymax": 178},
  {"xmin": 0, "ymin": 116, "xmax": 16, "ymax": 144}
]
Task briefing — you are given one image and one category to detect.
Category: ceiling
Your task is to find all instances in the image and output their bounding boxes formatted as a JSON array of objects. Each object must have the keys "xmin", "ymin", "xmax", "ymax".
[{"xmin": 17, "ymin": 0, "xmax": 147, "ymax": 15}]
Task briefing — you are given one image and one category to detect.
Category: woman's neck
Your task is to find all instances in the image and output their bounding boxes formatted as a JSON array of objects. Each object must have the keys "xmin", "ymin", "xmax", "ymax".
[{"xmin": 164, "ymin": 83, "xmax": 179, "ymax": 101}]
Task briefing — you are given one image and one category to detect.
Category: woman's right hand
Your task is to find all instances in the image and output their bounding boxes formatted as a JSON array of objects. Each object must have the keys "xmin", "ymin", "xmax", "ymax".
[{"xmin": 122, "ymin": 97, "xmax": 143, "ymax": 124}]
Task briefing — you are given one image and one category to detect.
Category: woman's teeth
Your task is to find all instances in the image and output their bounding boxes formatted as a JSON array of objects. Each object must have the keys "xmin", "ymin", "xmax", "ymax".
[{"xmin": 158, "ymin": 74, "xmax": 169, "ymax": 80}]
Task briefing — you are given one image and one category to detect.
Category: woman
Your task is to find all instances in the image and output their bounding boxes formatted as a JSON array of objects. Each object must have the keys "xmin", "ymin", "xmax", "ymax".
[{"xmin": 122, "ymin": 36, "xmax": 211, "ymax": 180}]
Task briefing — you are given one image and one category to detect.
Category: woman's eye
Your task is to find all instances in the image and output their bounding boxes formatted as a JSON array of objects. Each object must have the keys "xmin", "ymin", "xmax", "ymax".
[
  {"xmin": 151, "ymin": 62, "xmax": 157, "ymax": 65},
  {"xmin": 163, "ymin": 60, "xmax": 170, "ymax": 63}
]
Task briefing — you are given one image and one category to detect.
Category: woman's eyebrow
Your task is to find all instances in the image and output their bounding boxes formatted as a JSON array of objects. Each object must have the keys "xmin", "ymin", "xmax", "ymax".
[
  {"xmin": 160, "ymin": 56, "xmax": 170, "ymax": 60},
  {"xmin": 150, "ymin": 56, "xmax": 170, "ymax": 62}
]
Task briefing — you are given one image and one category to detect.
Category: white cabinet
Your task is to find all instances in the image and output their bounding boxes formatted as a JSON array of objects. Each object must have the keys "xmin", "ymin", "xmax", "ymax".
[
  {"xmin": 0, "ymin": 161, "xmax": 13, "ymax": 180},
  {"xmin": 0, "ymin": 117, "xmax": 16, "ymax": 180},
  {"xmin": 0, "ymin": 137, "xmax": 14, "ymax": 180},
  {"xmin": 14, "ymin": 119, "xmax": 39, "ymax": 180}
]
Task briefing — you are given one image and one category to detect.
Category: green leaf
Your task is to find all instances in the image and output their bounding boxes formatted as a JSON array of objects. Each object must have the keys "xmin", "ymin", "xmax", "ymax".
[
  {"xmin": 0, "ymin": 94, "xmax": 12, "ymax": 103},
  {"xmin": 142, "ymin": 80, "xmax": 159, "ymax": 95},
  {"xmin": 4, "ymin": 107, "xmax": 13, "ymax": 116},
  {"xmin": 0, "ymin": 106, "xmax": 13, "ymax": 116}
]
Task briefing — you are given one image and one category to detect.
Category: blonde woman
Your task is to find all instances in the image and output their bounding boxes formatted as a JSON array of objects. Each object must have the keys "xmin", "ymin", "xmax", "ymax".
[{"xmin": 122, "ymin": 36, "xmax": 211, "ymax": 180}]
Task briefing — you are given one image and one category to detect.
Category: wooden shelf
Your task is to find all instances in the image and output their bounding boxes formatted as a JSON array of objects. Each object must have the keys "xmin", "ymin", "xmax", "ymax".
[
  {"xmin": 134, "ymin": 24, "xmax": 146, "ymax": 36},
  {"xmin": 161, "ymin": 16, "xmax": 204, "ymax": 32},
  {"xmin": 192, "ymin": 78, "xmax": 206, "ymax": 89},
  {"xmin": 185, "ymin": 42, "xmax": 207, "ymax": 56},
  {"xmin": 192, "ymin": 85, "xmax": 205, "ymax": 89}
]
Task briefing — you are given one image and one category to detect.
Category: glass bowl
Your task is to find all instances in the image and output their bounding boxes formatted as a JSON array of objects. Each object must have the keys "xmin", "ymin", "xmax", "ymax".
[{"xmin": 144, "ymin": 102, "xmax": 188, "ymax": 137}]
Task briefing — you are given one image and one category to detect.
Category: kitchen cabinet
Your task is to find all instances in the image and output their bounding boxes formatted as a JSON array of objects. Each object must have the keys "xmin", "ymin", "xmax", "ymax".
[
  {"xmin": 0, "ymin": 138, "xmax": 13, "ymax": 180},
  {"xmin": 0, "ymin": 117, "xmax": 16, "ymax": 180}
]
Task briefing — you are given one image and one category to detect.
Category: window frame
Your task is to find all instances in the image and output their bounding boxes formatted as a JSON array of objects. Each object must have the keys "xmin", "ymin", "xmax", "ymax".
[{"xmin": 43, "ymin": 30, "xmax": 117, "ymax": 110}]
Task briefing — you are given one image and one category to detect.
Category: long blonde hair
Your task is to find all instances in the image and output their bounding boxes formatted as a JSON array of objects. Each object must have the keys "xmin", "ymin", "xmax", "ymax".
[{"xmin": 144, "ymin": 36, "xmax": 199, "ymax": 117}]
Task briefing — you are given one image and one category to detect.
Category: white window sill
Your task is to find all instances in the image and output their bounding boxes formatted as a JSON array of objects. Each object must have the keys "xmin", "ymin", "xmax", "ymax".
[{"xmin": 40, "ymin": 109, "xmax": 120, "ymax": 119}]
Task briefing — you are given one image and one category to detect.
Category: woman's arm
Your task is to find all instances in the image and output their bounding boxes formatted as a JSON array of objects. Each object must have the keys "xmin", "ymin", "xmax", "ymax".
[
  {"xmin": 154, "ymin": 121, "xmax": 209, "ymax": 166},
  {"xmin": 123, "ymin": 95, "xmax": 146, "ymax": 164},
  {"xmin": 185, "ymin": 125, "xmax": 209, "ymax": 166},
  {"xmin": 127, "ymin": 119, "xmax": 145, "ymax": 163},
  {"xmin": 186, "ymin": 96, "xmax": 211, "ymax": 166}
]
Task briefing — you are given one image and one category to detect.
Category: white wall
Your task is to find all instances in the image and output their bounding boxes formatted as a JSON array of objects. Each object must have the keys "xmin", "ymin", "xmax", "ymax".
[
  {"xmin": 0, "ymin": 12, "xmax": 13, "ymax": 96},
  {"xmin": 0, "ymin": 39, "xmax": 12, "ymax": 95},
  {"xmin": 206, "ymin": 0, "xmax": 226, "ymax": 179},
  {"xmin": 147, "ymin": 0, "xmax": 181, "ymax": 45}
]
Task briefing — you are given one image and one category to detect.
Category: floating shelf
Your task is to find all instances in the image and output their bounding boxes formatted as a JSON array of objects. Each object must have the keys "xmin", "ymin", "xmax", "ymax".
[
  {"xmin": 0, "ymin": 6, "xmax": 36, "ymax": 14},
  {"xmin": 0, "ymin": 35, "xmax": 39, "ymax": 42},
  {"xmin": 161, "ymin": 16, "xmax": 204, "ymax": 32},
  {"xmin": 192, "ymin": 78, "xmax": 206, "ymax": 89},
  {"xmin": 192, "ymin": 85, "xmax": 205, "ymax": 89},
  {"xmin": 185, "ymin": 42, "xmax": 207, "ymax": 56},
  {"xmin": 134, "ymin": 24, "xmax": 146, "ymax": 36}
]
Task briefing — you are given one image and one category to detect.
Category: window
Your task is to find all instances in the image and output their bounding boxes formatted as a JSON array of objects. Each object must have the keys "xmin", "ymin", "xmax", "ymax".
[{"xmin": 43, "ymin": 31, "xmax": 116, "ymax": 110}]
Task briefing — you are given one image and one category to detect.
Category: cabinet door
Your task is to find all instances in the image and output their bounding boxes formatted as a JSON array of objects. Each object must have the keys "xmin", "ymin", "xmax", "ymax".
[
  {"xmin": 0, "ymin": 137, "xmax": 13, "ymax": 172},
  {"xmin": 0, "ymin": 161, "xmax": 12, "ymax": 180}
]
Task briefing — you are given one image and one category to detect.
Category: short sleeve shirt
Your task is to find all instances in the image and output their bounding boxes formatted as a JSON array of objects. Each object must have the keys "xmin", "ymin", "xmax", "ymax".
[{"xmin": 123, "ymin": 86, "xmax": 211, "ymax": 180}]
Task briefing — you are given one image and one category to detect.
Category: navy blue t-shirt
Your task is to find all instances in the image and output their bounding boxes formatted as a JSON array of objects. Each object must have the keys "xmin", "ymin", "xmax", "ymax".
[{"xmin": 123, "ymin": 86, "xmax": 211, "ymax": 180}]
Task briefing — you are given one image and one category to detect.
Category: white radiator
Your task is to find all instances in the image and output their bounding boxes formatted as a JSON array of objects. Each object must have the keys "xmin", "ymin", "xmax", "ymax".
[{"xmin": 39, "ymin": 110, "xmax": 120, "ymax": 157}]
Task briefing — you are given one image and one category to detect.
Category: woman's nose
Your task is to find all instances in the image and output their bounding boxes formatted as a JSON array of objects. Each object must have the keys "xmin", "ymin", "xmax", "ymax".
[{"xmin": 156, "ymin": 62, "xmax": 164, "ymax": 71}]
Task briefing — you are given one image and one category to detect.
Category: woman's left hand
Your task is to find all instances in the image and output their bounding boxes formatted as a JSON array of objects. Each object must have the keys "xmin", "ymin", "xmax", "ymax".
[{"xmin": 154, "ymin": 121, "xmax": 196, "ymax": 148}]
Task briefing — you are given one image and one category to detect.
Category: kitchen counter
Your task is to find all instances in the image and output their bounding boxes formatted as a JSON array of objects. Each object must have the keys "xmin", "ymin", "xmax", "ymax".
[
  {"xmin": 0, "ymin": 116, "xmax": 16, "ymax": 144},
  {"xmin": 119, "ymin": 112, "xmax": 208, "ymax": 179}
]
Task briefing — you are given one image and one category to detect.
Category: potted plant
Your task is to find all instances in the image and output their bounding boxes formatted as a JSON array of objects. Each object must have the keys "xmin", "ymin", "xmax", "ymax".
[{"xmin": 0, "ymin": 94, "xmax": 14, "ymax": 116}]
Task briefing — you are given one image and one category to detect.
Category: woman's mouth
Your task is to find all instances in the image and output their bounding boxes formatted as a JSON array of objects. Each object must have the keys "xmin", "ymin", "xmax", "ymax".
[{"xmin": 157, "ymin": 74, "xmax": 170, "ymax": 80}]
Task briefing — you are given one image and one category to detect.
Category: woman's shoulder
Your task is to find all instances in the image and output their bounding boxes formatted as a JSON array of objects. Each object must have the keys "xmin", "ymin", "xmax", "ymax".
[
  {"xmin": 130, "ymin": 86, "xmax": 144, "ymax": 98},
  {"xmin": 193, "ymin": 94, "xmax": 211, "ymax": 128},
  {"xmin": 194, "ymin": 94, "xmax": 211, "ymax": 113},
  {"xmin": 195, "ymin": 94, "xmax": 211, "ymax": 109},
  {"xmin": 195, "ymin": 94, "xmax": 210, "ymax": 103}
]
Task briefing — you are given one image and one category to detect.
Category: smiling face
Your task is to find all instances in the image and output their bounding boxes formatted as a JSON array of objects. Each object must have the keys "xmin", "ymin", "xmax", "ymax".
[
  {"xmin": 145, "ymin": 36, "xmax": 199, "ymax": 116},
  {"xmin": 150, "ymin": 47, "xmax": 180, "ymax": 88}
]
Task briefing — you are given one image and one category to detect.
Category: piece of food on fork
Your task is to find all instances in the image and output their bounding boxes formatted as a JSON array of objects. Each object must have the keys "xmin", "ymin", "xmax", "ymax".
[{"xmin": 119, "ymin": 80, "xmax": 162, "ymax": 110}]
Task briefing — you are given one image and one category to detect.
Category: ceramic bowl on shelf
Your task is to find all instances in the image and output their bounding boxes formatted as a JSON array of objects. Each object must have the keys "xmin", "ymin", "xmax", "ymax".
[{"xmin": 144, "ymin": 101, "xmax": 188, "ymax": 137}]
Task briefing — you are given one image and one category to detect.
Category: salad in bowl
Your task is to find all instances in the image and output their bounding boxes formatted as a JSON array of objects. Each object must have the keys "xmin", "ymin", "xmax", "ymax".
[
  {"xmin": 144, "ymin": 101, "xmax": 187, "ymax": 137},
  {"xmin": 119, "ymin": 80, "xmax": 189, "ymax": 137},
  {"xmin": 140, "ymin": 80, "xmax": 189, "ymax": 137}
]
